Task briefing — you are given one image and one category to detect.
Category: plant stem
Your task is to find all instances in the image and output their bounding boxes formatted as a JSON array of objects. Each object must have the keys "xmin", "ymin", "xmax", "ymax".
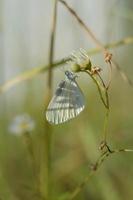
[
  {"xmin": 44, "ymin": 0, "xmax": 58, "ymax": 199},
  {"xmin": 48, "ymin": 0, "xmax": 58, "ymax": 90},
  {"xmin": 0, "ymin": 36, "xmax": 133, "ymax": 94},
  {"xmin": 59, "ymin": 0, "xmax": 133, "ymax": 91},
  {"xmin": 85, "ymin": 71, "xmax": 108, "ymax": 109},
  {"xmin": 59, "ymin": 0, "xmax": 105, "ymax": 51},
  {"xmin": 85, "ymin": 70, "xmax": 110, "ymax": 142},
  {"xmin": 97, "ymin": 72, "xmax": 110, "ymax": 142},
  {"xmin": 103, "ymin": 107, "xmax": 109, "ymax": 142},
  {"xmin": 22, "ymin": 132, "xmax": 43, "ymax": 199},
  {"xmin": 67, "ymin": 145, "xmax": 133, "ymax": 200}
]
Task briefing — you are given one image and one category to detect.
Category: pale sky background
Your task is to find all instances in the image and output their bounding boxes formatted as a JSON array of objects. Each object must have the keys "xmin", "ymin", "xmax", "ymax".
[{"xmin": 0, "ymin": 0, "xmax": 133, "ymax": 111}]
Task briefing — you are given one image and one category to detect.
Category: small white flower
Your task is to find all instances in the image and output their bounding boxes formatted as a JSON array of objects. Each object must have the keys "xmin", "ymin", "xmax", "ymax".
[
  {"xmin": 68, "ymin": 48, "xmax": 88, "ymax": 64},
  {"xmin": 68, "ymin": 48, "xmax": 92, "ymax": 71},
  {"xmin": 9, "ymin": 113, "xmax": 35, "ymax": 135}
]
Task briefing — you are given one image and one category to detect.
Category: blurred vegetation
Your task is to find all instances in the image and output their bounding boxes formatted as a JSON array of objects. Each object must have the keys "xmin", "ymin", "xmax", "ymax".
[{"xmin": 0, "ymin": 0, "xmax": 133, "ymax": 200}]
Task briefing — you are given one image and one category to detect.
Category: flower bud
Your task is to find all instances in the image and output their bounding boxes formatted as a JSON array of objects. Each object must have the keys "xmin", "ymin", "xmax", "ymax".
[
  {"xmin": 71, "ymin": 63, "xmax": 81, "ymax": 72},
  {"xmin": 81, "ymin": 59, "xmax": 92, "ymax": 71}
]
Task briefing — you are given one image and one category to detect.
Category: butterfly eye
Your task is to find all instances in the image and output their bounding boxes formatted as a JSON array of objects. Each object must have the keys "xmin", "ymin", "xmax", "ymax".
[{"xmin": 65, "ymin": 71, "xmax": 69, "ymax": 76}]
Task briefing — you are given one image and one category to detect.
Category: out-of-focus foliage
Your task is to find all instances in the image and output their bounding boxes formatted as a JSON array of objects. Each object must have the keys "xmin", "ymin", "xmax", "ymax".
[{"xmin": 0, "ymin": 0, "xmax": 133, "ymax": 200}]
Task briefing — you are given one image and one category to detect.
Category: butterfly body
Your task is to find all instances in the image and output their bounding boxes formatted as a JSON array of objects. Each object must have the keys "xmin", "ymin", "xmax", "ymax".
[{"xmin": 46, "ymin": 71, "xmax": 85, "ymax": 125}]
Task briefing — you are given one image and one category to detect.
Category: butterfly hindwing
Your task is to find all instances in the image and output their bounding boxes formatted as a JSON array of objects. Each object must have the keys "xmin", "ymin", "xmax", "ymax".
[
  {"xmin": 66, "ymin": 79, "xmax": 85, "ymax": 119},
  {"xmin": 46, "ymin": 79, "xmax": 85, "ymax": 124}
]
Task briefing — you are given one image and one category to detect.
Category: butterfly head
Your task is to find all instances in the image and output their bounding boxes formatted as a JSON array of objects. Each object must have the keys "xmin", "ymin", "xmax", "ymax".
[{"xmin": 65, "ymin": 71, "xmax": 77, "ymax": 81}]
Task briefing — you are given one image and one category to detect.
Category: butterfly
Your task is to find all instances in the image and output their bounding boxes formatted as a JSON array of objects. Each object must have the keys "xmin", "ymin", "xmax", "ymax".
[{"xmin": 46, "ymin": 71, "xmax": 85, "ymax": 125}]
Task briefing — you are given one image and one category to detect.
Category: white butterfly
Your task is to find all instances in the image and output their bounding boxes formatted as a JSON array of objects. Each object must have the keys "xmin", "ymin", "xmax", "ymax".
[{"xmin": 46, "ymin": 71, "xmax": 85, "ymax": 125}]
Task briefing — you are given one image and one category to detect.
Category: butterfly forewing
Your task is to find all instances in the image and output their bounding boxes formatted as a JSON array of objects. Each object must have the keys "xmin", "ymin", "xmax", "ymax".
[{"xmin": 46, "ymin": 74, "xmax": 85, "ymax": 125}]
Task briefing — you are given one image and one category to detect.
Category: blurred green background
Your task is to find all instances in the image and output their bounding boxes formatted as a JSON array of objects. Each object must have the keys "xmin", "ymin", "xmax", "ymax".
[{"xmin": 0, "ymin": 0, "xmax": 133, "ymax": 200}]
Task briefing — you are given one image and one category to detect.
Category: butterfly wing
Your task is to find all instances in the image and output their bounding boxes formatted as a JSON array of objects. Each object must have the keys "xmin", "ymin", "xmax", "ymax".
[
  {"xmin": 68, "ymin": 80, "xmax": 85, "ymax": 119},
  {"xmin": 46, "ymin": 79, "xmax": 85, "ymax": 124}
]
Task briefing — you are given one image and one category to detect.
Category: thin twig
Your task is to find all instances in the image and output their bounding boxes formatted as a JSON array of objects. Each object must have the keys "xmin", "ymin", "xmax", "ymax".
[
  {"xmin": 59, "ymin": 0, "xmax": 105, "ymax": 51},
  {"xmin": 67, "ymin": 145, "xmax": 133, "ymax": 200},
  {"xmin": 68, "ymin": 171, "xmax": 94, "ymax": 200},
  {"xmin": 106, "ymin": 62, "xmax": 113, "ymax": 90},
  {"xmin": 0, "ymin": 37, "xmax": 133, "ymax": 94},
  {"xmin": 112, "ymin": 59, "xmax": 133, "ymax": 87},
  {"xmin": 48, "ymin": 0, "xmax": 58, "ymax": 91},
  {"xmin": 59, "ymin": 0, "xmax": 133, "ymax": 89},
  {"xmin": 85, "ymin": 70, "xmax": 110, "ymax": 142},
  {"xmin": 44, "ymin": 1, "xmax": 58, "ymax": 200},
  {"xmin": 103, "ymin": 107, "xmax": 109, "ymax": 142},
  {"xmin": 96, "ymin": 72, "xmax": 110, "ymax": 141},
  {"xmin": 85, "ymin": 71, "xmax": 108, "ymax": 109}
]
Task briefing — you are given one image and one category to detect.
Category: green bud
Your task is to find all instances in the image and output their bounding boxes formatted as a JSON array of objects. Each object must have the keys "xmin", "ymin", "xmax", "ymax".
[
  {"xmin": 81, "ymin": 59, "xmax": 92, "ymax": 71},
  {"xmin": 86, "ymin": 59, "xmax": 92, "ymax": 70},
  {"xmin": 71, "ymin": 63, "xmax": 81, "ymax": 72}
]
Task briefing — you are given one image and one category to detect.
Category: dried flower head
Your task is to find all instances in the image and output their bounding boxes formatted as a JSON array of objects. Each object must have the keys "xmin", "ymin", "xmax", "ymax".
[
  {"xmin": 91, "ymin": 66, "xmax": 102, "ymax": 75},
  {"xmin": 68, "ymin": 48, "xmax": 92, "ymax": 71},
  {"xmin": 105, "ymin": 52, "xmax": 112, "ymax": 64},
  {"xmin": 9, "ymin": 113, "xmax": 35, "ymax": 135}
]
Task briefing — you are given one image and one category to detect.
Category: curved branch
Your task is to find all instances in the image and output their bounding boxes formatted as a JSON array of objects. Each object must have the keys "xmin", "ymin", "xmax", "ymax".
[{"xmin": 0, "ymin": 36, "xmax": 133, "ymax": 94}]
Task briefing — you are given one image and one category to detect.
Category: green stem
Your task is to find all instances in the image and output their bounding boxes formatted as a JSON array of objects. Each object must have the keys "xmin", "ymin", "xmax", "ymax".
[
  {"xmin": 67, "ymin": 145, "xmax": 133, "ymax": 200},
  {"xmin": 85, "ymin": 71, "xmax": 108, "ymax": 109},
  {"xmin": 68, "ymin": 171, "xmax": 94, "ymax": 200},
  {"xmin": 45, "ymin": 0, "xmax": 58, "ymax": 199},
  {"xmin": 0, "ymin": 36, "xmax": 133, "ymax": 94},
  {"xmin": 103, "ymin": 107, "xmax": 109, "ymax": 142},
  {"xmin": 85, "ymin": 71, "xmax": 110, "ymax": 142},
  {"xmin": 102, "ymin": 83, "xmax": 110, "ymax": 142},
  {"xmin": 96, "ymin": 72, "xmax": 110, "ymax": 142},
  {"xmin": 22, "ymin": 132, "xmax": 42, "ymax": 198}
]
